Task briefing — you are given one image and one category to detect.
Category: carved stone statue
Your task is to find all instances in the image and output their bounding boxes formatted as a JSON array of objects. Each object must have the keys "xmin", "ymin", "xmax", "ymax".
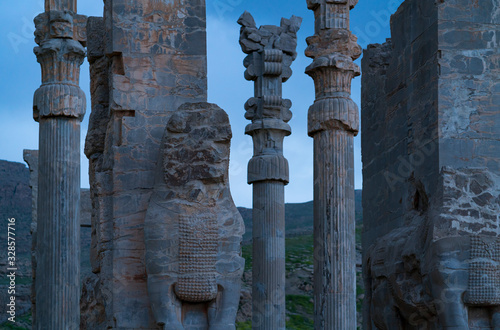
[
  {"xmin": 364, "ymin": 169, "xmax": 500, "ymax": 329},
  {"xmin": 144, "ymin": 102, "xmax": 245, "ymax": 330}
]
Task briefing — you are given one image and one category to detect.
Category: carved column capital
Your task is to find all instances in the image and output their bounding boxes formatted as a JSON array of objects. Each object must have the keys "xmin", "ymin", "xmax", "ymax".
[
  {"xmin": 33, "ymin": 10, "xmax": 87, "ymax": 121},
  {"xmin": 306, "ymin": 53, "xmax": 360, "ymax": 135},
  {"xmin": 307, "ymin": 0, "xmax": 359, "ymax": 27},
  {"xmin": 34, "ymin": 11, "xmax": 87, "ymax": 45},
  {"xmin": 305, "ymin": 0, "xmax": 361, "ymax": 137},
  {"xmin": 307, "ymin": 0, "xmax": 358, "ymax": 8},
  {"xmin": 238, "ymin": 11, "xmax": 301, "ymax": 184},
  {"xmin": 45, "ymin": 0, "xmax": 77, "ymax": 12}
]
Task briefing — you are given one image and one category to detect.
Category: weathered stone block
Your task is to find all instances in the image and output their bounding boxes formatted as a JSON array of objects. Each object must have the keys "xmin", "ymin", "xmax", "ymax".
[
  {"xmin": 81, "ymin": 1, "xmax": 210, "ymax": 328},
  {"xmin": 144, "ymin": 102, "xmax": 244, "ymax": 329},
  {"xmin": 362, "ymin": 0, "xmax": 500, "ymax": 328}
]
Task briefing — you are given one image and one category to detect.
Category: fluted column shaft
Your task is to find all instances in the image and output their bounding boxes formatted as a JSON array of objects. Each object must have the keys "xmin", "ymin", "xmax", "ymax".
[
  {"xmin": 33, "ymin": 2, "xmax": 86, "ymax": 328},
  {"xmin": 313, "ymin": 129, "xmax": 355, "ymax": 329},
  {"xmin": 238, "ymin": 11, "xmax": 302, "ymax": 330},
  {"xmin": 252, "ymin": 181, "xmax": 286, "ymax": 329},
  {"xmin": 37, "ymin": 118, "xmax": 81, "ymax": 328},
  {"xmin": 305, "ymin": 0, "xmax": 361, "ymax": 328}
]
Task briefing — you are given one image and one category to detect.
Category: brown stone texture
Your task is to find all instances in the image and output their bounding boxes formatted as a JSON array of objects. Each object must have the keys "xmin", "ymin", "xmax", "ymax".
[
  {"xmin": 144, "ymin": 103, "xmax": 244, "ymax": 329},
  {"xmin": 305, "ymin": 1, "xmax": 361, "ymax": 328},
  {"xmin": 362, "ymin": 0, "xmax": 500, "ymax": 328},
  {"xmin": 81, "ymin": 1, "xmax": 209, "ymax": 328}
]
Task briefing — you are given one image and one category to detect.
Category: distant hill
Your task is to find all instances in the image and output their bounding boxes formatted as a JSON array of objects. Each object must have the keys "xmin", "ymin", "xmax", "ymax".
[
  {"xmin": 239, "ymin": 190, "xmax": 363, "ymax": 242},
  {"xmin": 0, "ymin": 158, "xmax": 363, "ymax": 258},
  {"xmin": 0, "ymin": 158, "xmax": 364, "ymax": 252}
]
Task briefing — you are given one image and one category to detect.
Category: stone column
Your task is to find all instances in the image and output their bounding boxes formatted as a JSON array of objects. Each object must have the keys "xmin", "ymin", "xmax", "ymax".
[
  {"xmin": 238, "ymin": 12, "xmax": 301, "ymax": 330},
  {"xmin": 305, "ymin": 0, "xmax": 361, "ymax": 329},
  {"xmin": 32, "ymin": 1, "xmax": 87, "ymax": 328}
]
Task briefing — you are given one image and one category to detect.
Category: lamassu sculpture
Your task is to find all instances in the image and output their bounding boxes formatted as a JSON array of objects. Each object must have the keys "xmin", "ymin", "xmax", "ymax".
[{"xmin": 144, "ymin": 102, "xmax": 245, "ymax": 330}]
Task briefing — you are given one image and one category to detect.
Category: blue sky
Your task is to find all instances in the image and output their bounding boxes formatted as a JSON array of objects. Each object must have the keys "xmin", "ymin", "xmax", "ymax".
[{"xmin": 0, "ymin": 0, "xmax": 403, "ymax": 207}]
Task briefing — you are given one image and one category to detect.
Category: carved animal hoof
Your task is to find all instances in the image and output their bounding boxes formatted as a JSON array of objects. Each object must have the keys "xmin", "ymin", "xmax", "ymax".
[{"xmin": 160, "ymin": 321, "xmax": 184, "ymax": 330}]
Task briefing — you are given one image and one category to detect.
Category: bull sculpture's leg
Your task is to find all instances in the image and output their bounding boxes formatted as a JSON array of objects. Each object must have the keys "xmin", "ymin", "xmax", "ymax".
[
  {"xmin": 429, "ymin": 268, "xmax": 468, "ymax": 329},
  {"xmin": 208, "ymin": 252, "xmax": 245, "ymax": 329},
  {"xmin": 147, "ymin": 275, "xmax": 183, "ymax": 330},
  {"xmin": 371, "ymin": 278, "xmax": 403, "ymax": 330},
  {"xmin": 491, "ymin": 306, "xmax": 500, "ymax": 329}
]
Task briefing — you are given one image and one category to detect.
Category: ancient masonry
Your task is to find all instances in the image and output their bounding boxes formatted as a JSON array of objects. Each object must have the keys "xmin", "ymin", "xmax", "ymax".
[
  {"xmin": 80, "ymin": 0, "xmax": 245, "ymax": 328},
  {"xmin": 144, "ymin": 103, "xmax": 244, "ymax": 328},
  {"xmin": 305, "ymin": 0, "xmax": 361, "ymax": 328},
  {"xmin": 22, "ymin": 150, "xmax": 38, "ymax": 327},
  {"xmin": 362, "ymin": 0, "xmax": 500, "ymax": 328},
  {"xmin": 238, "ymin": 11, "xmax": 301, "ymax": 330},
  {"xmin": 26, "ymin": 0, "xmax": 500, "ymax": 328},
  {"xmin": 32, "ymin": 0, "xmax": 87, "ymax": 328},
  {"xmin": 23, "ymin": 149, "xmax": 92, "ymax": 328}
]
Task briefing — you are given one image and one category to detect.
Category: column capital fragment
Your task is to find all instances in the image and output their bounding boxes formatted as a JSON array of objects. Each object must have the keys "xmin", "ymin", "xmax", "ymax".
[
  {"xmin": 238, "ymin": 10, "xmax": 302, "ymax": 184},
  {"xmin": 45, "ymin": 0, "xmax": 77, "ymax": 13},
  {"xmin": 33, "ymin": 8, "xmax": 87, "ymax": 121}
]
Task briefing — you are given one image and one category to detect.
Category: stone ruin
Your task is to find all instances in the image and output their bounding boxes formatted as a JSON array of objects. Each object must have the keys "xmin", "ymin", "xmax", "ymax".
[
  {"xmin": 238, "ymin": 11, "xmax": 301, "ymax": 329},
  {"xmin": 361, "ymin": 0, "xmax": 500, "ymax": 328},
  {"xmin": 26, "ymin": 0, "xmax": 499, "ymax": 329},
  {"xmin": 79, "ymin": 0, "xmax": 240, "ymax": 328},
  {"xmin": 144, "ymin": 102, "xmax": 244, "ymax": 329}
]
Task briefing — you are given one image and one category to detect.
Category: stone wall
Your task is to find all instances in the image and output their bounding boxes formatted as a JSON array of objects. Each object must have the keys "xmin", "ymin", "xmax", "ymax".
[
  {"xmin": 82, "ymin": 0, "xmax": 208, "ymax": 328},
  {"xmin": 361, "ymin": 0, "xmax": 500, "ymax": 328},
  {"xmin": 436, "ymin": 0, "xmax": 500, "ymax": 238}
]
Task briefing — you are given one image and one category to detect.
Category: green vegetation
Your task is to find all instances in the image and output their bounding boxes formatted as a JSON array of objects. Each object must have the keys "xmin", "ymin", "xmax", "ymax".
[
  {"xmin": 0, "ymin": 312, "xmax": 31, "ymax": 330},
  {"xmin": 0, "ymin": 277, "xmax": 32, "ymax": 286},
  {"xmin": 242, "ymin": 243, "xmax": 252, "ymax": 273},
  {"xmin": 355, "ymin": 224, "xmax": 363, "ymax": 246},
  {"xmin": 238, "ymin": 219, "xmax": 365, "ymax": 329},
  {"xmin": 236, "ymin": 294, "xmax": 314, "ymax": 330},
  {"xmin": 285, "ymin": 235, "xmax": 314, "ymax": 273},
  {"xmin": 286, "ymin": 314, "xmax": 314, "ymax": 329},
  {"xmin": 236, "ymin": 320, "xmax": 252, "ymax": 330},
  {"xmin": 286, "ymin": 295, "xmax": 314, "ymax": 315}
]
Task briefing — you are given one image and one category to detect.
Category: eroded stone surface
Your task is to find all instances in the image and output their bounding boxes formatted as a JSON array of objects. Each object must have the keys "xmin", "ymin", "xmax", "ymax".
[
  {"xmin": 144, "ymin": 102, "xmax": 244, "ymax": 330},
  {"xmin": 304, "ymin": 1, "xmax": 360, "ymax": 328},
  {"xmin": 23, "ymin": 150, "xmax": 93, "ymax": 327},
  {"xmin": 32, "ymin": 2, "xmax": 87, "ymax": 328},
  {"xmin": 81, "ymin": 1, "xmax": 215, "ymax": 328},
  {"xmin": 238, "ymin": 11, "xmax": 301, "ymax": 330},
  {"xmin": 361, "ymin": 0, "xmax": 500, "ymax": 328}
]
